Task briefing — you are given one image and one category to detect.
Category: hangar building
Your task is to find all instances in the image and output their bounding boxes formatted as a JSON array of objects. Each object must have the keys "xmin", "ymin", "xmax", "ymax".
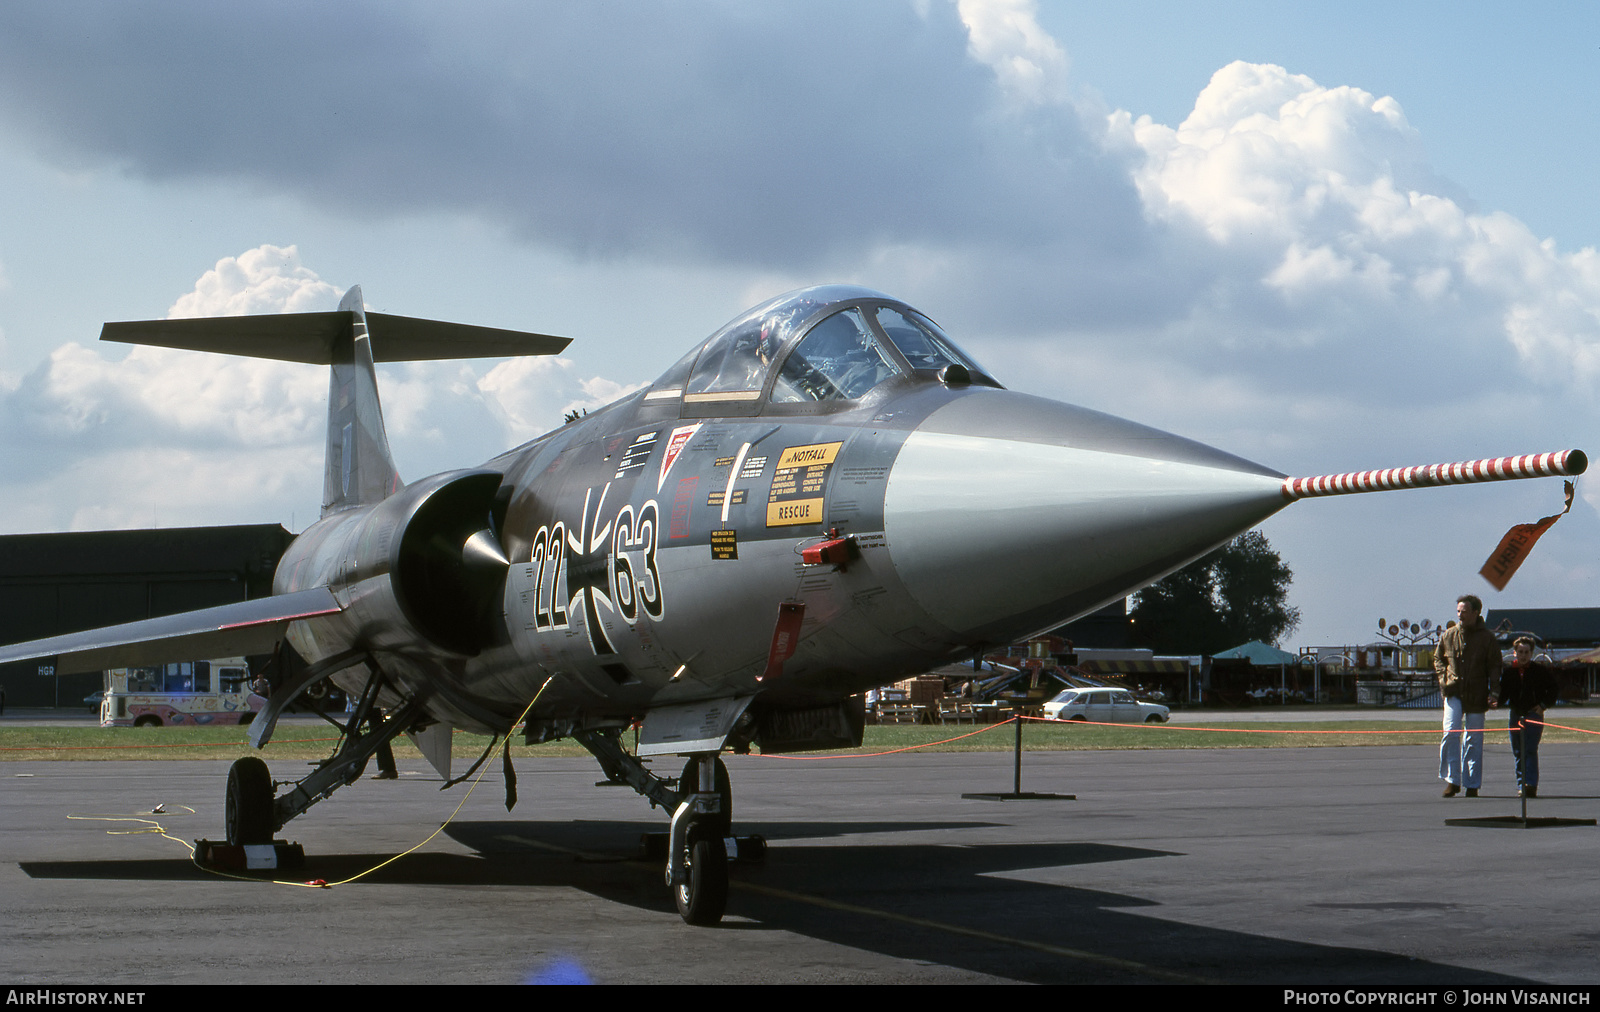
[{"xmin": 0, "ymin": 524, "xmax": 292, "ymax": 708}]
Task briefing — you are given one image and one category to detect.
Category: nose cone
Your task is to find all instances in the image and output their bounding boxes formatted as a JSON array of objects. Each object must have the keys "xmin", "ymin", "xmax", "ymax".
[{"xmin": 883, "ymin": 390, "xmax": 1288, "ymax": 643}]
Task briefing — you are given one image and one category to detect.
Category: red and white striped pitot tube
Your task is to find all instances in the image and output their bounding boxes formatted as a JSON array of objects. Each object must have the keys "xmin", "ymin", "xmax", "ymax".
[{"xmin": 1281, "ymin": 449, "xmax": 1587, "ymax": 501}]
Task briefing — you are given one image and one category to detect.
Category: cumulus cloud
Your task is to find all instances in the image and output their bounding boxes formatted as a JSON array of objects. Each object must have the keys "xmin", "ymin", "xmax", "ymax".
[
  {"xmin": 18, "ymin": 340, "xmax": 323, "ymax": 447},
  {"xmin": 5, "ymin": 247, "xmax": 331, "ymax": 457},
  {"xmin": 0, "ymin": 246, "xmax": 336, "ymax": 531},
  {"xmin": 166, "ymin": 244, "xmax": 341, "ymax": 318},
  {"xmin": 955, "ymin": 0, "xmax": 1068, "ymax": 105},
  {"xmin": 1111, "ymin": 62, "xmax": 1600, "ymax": 393},
  {"xmin": 0, "ymin": 242, "xmax": 647, "ymax": 531},
  {"xmin": 478, "ymin": 356, "xmax": 644, "ymax": 444}
]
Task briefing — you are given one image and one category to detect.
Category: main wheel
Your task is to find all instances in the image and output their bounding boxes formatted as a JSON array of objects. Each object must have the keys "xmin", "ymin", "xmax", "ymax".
[
  {"xmin": 678, "ymin": 756, "xmax": 731, "ymax": 836},
  {"xmin": 225, "ymin": 756, "xmax": 274, "ymax": 846},
  {"xmin": 674, "ymin": 830, "xmax": 728, "ymax": 926}
]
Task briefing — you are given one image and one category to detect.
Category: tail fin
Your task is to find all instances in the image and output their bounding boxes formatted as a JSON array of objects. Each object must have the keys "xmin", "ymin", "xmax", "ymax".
[
  {"xmin": 325, "ymin": 286, "xmax": 400, "ymax": 514},
  {"xmin": 100, "ymin": 288, "xmax": 572, "ymax": 517}
]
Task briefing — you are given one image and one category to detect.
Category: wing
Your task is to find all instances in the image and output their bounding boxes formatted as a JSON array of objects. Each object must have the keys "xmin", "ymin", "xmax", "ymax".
[{"xmin": 0, "ymin": 588, "xmax": 341, "ymax": 674}]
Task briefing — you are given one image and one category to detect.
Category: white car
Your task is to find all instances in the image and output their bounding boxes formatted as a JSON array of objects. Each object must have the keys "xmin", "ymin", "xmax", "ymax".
[{"xmin": 1044, "ymin": 687, "xmax": 1170, "ymax": 723}]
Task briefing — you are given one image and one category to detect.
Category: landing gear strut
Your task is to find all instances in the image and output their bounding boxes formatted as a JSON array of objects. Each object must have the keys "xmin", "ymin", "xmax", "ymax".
[
  {"xmin": 218, "ymin": 657, "xmax": 424, "ymax": 846},
  {"xmin": 669, "ymin": 754, "xmax": 729, "ymax": 925}
]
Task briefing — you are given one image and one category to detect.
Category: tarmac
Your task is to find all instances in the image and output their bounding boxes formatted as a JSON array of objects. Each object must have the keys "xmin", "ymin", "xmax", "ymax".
[
  {"xmin": 3, "ymin": 723, "xmax": 1599, "ymax": 986},
  {"xmin": 0, "ymin": 704, "xmax": 1483, "ymax": 726}
]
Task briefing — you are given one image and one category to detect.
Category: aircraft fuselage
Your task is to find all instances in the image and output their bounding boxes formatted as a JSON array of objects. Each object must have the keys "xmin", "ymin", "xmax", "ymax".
[{"xmin": 276, "ymin": 346, "xmax": 1287, "ymax": 743}]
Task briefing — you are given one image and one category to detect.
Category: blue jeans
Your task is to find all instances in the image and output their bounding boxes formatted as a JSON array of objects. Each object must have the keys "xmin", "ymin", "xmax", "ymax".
[
  {"xmin": 1439, "ymin": 697, "xmax": 1484, "ymax": 789},
  {"xmin": 1508, "ymin": 709, "xmax": 1544, "ymax": 789}
]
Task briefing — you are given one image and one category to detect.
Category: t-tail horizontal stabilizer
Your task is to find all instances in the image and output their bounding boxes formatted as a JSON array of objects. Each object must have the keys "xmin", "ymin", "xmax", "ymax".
[
  {"xmin": 99, "ymin": 309, "xmax": 572, "ymax": 363},
  {"xmin": 101, "ymin": 286, "xmax": 573, "ymax": 517}
]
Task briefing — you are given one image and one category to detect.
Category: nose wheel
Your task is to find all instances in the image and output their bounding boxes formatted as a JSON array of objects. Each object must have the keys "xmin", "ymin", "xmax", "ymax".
[
  {"xmin": 667, "ymin": 754, "xmax": 733, "ymax": 925},
  {"xmin": 674, "ymin": 828, "xmax": 729, "ymax": 925}
]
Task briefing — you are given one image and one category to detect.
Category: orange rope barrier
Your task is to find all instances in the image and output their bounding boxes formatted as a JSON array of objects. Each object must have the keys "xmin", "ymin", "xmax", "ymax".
[
  {"xmin": 751, "ymin": 712, "xmax": 1600, "ymax": 759},
  {"xmin": 1527, "ymin": 718, "xmax": 1600, "ymax": 736},
  {"xmin": 1022, "ymin": 714, "xmax": 1465, "ymax": 735},
  {"xmin": 0, "ymin": 725, "xmax": 503, "ymax": 753},
  {"xmin": 0, "ymin": 735, "xmax": 342, "ymax": 752},
  {"xmin": 752, "ymin": 718, "xmax": 1016, "ymax": 759}
]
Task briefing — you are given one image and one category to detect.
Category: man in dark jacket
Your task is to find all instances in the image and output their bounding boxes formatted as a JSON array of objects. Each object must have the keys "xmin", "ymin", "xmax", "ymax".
[
  {"xmin": 1434, "ymin": 595, "xmax": 1500, "ymax": 797},
  {"xmin": 1502, "ymin": 637, "xmax": 1560, "ymax": 798}
]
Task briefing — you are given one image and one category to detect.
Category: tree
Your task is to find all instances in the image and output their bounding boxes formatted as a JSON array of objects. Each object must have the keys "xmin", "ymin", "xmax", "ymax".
[{"xmin": 1128, "ymin": 531, "xmax": 1301, "ymax": 656}]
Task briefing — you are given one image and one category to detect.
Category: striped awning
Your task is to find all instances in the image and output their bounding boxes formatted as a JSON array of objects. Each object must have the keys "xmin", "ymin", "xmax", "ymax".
[{"xmin": 1077, "ymin": 659, "xmax": 1188, "ymax": 675}]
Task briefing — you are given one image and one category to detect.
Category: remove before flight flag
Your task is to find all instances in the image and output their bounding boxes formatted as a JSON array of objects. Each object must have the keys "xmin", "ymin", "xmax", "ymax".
[{"xmin": 1479, "ymin": 480, "xmax": 1576, "ymax": 591}]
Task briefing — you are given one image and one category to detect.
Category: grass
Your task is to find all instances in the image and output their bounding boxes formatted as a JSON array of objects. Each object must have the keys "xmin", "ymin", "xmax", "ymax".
[
  {"xmin": 847, "ymin": 717, "xmax": 1600, "ymax": 753},
  {"xmin": 3, "ymin": 714, "xmax": 1597, "ymax": 761},
  {"xmin": 0, "ymin": 724, "xmax": 589, "ymax": 762}
]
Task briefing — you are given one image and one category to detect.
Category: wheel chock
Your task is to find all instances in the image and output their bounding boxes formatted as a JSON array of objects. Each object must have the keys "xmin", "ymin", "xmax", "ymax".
[{"xmin": 194, "ymin": 839, "xmax": 306, "ymax": 871}]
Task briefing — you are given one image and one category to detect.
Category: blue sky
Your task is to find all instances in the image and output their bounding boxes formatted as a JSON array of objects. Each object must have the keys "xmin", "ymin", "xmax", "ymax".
[
  {"xmin": 1038, "ymin": 2, "xmax": 1600, "ymax": 249},
  {"xmin": 0, "ymin": 1, "xmax": 1596, "ymax": 648}
]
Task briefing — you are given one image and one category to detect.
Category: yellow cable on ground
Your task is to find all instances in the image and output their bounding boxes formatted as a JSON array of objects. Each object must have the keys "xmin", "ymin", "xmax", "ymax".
[
  {"xmin": 70, "ymin": 681, "xmax": 553, "ymax": 889},
  {"xmin": 293, "ymin": 677, "xmax": 554, "ymax": 888}
]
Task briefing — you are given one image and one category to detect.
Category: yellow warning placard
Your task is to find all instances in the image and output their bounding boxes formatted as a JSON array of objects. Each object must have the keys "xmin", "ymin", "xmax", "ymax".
[
  {"xmin": 776, "ymin": 442, "xmax": 842, "ymax": 468},
  {"xmin": 767, "ymin": 441, "xmax": 842, "ymax": 527},
  {"xmin": 767, "ymin": 498, "xmax": 825, "ymax": 526}
]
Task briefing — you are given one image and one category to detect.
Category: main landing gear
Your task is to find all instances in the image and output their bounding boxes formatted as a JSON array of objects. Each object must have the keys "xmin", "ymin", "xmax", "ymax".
[
  {"xmin": 224, "ymin": 756, "xmax": 274, "ymax": 845},
  {"xmin": 220, "ymin": 658, "xmax": 424, "ymax": 847},
  {"xmin": 575, "ymin": 729, "xmax": 762, "ymax": 926}
]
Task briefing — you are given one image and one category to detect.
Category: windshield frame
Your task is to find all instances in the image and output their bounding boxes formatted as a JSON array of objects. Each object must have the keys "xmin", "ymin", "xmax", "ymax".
[{"xmin": 664, "ymin": 286, "xmax": 1000, "ymax": 419}]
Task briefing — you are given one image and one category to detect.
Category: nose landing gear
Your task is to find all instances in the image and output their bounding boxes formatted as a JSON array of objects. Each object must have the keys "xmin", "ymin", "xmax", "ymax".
[
  {"xmin": 575, "ymin": 729, "xmax": 761, "ymax": 926},
  {"xmin": 669, "ymin": 754, "xmax": 730, "ymax": 925}
]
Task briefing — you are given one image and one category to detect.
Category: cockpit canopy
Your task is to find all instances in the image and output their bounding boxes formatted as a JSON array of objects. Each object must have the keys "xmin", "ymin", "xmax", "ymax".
[{"xmin": 646, "ymin": 285, "xmax": 998, "ymax": 416}]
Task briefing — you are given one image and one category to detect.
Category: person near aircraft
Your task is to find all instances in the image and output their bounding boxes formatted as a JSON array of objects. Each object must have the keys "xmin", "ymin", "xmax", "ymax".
[
  {"xmin": 1434, "ymin": 594, "xmax": 1500, "ymax": 797},
  {"xmin": 1501, "ymin": 636, "xmax": 1559, "ymax": 798}
]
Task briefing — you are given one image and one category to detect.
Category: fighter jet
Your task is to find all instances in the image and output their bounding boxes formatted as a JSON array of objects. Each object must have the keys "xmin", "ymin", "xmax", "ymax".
[{"xmin": 0, "ymin": 284, "xmax": 1584, "ymax": 924}]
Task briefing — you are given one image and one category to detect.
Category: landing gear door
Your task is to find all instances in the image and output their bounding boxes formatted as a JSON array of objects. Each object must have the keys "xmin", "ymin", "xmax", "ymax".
[
  {"xmin": 637, "ymin": 695, "xmax": 755, "ymax": 757},
  {"xmin": 407, "ymin": 722, "xmax": 453, "ymax": 780}
]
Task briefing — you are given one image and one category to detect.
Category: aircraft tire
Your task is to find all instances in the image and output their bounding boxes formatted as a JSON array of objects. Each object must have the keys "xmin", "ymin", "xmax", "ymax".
[
  {"xmin": 678, "ymin": 756, "xmax": 731, "ymax": 836},
  {"xmin": 674, "ymin": 830, "xmax": 728, "ymax": 926},
  {"xmin": 225, "ymin": 756, "xmax": 274, "ymax": 846}
]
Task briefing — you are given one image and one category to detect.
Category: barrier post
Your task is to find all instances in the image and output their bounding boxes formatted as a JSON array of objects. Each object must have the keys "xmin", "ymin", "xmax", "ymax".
[{"xmin": 961, "ymin": 708, "xmax": 1076, "ymax": 802}]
